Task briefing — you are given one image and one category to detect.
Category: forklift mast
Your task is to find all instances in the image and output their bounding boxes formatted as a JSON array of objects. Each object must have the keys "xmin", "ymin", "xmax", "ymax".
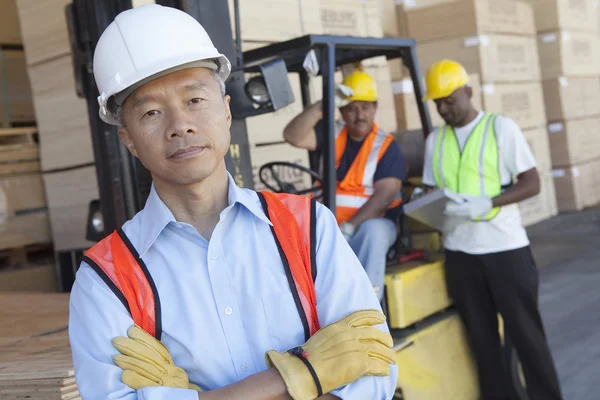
[{"xmin": 66, "ymin": 0, "xmax": 255, "ymax": 241}]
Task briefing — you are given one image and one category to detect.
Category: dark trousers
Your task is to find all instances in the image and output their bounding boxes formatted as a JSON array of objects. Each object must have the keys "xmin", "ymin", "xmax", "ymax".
[{"xmin": 445, "ymin": 247, "xmax": 563, "ymax": 400}]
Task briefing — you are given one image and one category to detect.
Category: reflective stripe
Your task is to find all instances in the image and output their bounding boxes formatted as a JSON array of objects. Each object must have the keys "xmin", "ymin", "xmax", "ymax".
[
  {"xmin": 437, "ymin": 126, "xmax": 448, "ymax": 188},
  {"xmin": 362, "ymin": 130, "xmax": 387, "ymax": 188},
  {"xmin": 478, "ymin": 115, "xmax": 494, "ymax": 197},
  {"xmin": 336, "ymin": 194, "xmax": 369, "ymax": 208}
]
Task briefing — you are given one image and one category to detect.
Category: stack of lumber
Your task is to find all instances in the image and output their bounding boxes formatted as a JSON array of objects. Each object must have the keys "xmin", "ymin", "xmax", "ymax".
[{"xmin": 0, "ymin": 292, "xmax": 78, "ymax": 399}]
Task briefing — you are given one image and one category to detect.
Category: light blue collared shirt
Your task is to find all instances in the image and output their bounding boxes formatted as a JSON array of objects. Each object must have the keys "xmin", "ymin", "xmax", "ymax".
[{"xmin": 69, "ymin": 173, "xmax": 398, "ymax": 399}]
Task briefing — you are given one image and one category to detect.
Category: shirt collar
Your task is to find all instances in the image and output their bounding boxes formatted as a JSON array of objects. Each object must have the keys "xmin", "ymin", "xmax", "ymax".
[{"xmin": 136, "ymin": 172, "xmax": 272, "ymax": 257}]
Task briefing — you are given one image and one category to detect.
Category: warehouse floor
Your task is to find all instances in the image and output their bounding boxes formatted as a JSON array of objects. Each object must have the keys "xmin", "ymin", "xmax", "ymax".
[{"xmin": 529, "ymin": 206, "xmax": 600, "ymax": 400}]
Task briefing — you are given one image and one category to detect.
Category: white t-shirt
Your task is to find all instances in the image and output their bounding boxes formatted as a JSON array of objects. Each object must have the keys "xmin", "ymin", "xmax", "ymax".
[{"xmin": 422, "ymin": 111, "xmax": 537, "ymax": 255}]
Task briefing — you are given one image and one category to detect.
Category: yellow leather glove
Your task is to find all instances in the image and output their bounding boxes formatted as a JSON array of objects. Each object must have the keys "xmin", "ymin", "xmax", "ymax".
[
  {"xmin": 266, "ymin": 309, "xmax": 396, "ymax": 400},
  {"xmin": 112, "ymin": 325, "xmax": 202, "ymax": 392}
]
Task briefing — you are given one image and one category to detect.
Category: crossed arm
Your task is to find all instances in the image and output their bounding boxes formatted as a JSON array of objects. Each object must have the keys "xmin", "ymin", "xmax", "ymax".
[
  {"xmin": 69, "ymin": 204, "xmax": 397, "ymax": 400},
  {"xmin": 197, "ymin": 369, "xmax": 338, "ymax": 400}
]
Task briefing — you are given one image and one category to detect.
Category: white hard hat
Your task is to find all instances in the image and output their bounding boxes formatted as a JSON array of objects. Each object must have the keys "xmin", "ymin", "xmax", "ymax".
[{"xmin": 93, "ymin": 4, "xmax": 231, "ymax": 125}]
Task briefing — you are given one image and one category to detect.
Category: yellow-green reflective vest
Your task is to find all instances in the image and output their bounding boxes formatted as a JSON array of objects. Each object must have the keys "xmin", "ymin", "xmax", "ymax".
[{"xmin": 432, "ymin": 112, "xmax": 501, "ymax": 221}]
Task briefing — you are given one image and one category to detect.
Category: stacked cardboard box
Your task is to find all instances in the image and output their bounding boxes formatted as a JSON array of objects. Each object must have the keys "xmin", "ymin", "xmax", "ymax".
[
  {"xmin": 399, "ymin": 0, "xmax": 557, "ymax": 226},
  {"xmin": 523, "ymin": 0, "xmax": 600, "ymax": 211}
]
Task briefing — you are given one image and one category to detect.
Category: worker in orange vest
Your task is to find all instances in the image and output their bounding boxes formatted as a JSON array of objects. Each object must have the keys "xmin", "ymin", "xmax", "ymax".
[
  {"xmin": 284, "ymin": 70, "xmax": 406, "ymax": 302},
  {"xmin": 67, "ymin": 4, "xmax": 397, "ymax": 400}
]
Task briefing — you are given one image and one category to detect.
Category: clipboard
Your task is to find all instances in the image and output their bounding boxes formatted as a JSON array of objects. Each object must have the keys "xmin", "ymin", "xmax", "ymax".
[{"xmin": 403, "ymin": 188, "xmax": 465, "ymax": 232}]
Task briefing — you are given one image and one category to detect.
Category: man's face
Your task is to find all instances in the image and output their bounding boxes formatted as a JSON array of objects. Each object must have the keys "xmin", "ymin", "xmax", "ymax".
[
  {"xmin": 118, "ymin": 68, "xmax": 231, "ymax": 186},
  {"xmin": 340, "ymin": 101, "xmax": 377, "ymax": 140},
  {"xmin": 434, "ymin": 86, "xmax": 472, "ymax": 127}
]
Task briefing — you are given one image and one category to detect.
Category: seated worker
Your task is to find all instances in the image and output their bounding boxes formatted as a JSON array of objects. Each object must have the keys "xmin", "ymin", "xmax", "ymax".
[
  {"xmin": 68, "ymin": 5, "xmax": 398, "ymax": 400},
  {"xmin": 421, "ymin": 59, "xmax": 563, "ymax": 400},
  {"xmin": 283, "ymin": 70, "xmax": 407, "ymax": 301}
]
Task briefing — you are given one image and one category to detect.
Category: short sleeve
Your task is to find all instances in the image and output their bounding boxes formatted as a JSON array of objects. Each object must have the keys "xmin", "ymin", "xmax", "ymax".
[
  {"xmin": 421, "ymin": 129, "xmax": 439, "ymax": 186},
  {"xmin": 496, "ymin": 116, "xmax": 537, "ymax": 177},
  {"xmin": 373, "ymin": 140, "xmax": 407, "ymax": 182}
]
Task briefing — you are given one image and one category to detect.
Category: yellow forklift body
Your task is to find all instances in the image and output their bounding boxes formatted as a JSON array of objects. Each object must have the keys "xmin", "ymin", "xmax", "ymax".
[
  {"xmin": 385, "ymin": 258, "xmax": 451, "ymax": 329},
  {"xmin": 393, "ymin": 312, "xmax": 479, "ymax": 399}
]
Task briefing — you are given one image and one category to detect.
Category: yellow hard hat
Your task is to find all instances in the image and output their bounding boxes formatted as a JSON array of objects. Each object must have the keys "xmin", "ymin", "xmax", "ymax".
[
  {"xmin": 423, "ymin": 59, "xmax": 470, "ymax": 101},
  {"xmin": 341, "ymin": 70, "xmax": 378, "ymax": 102}
]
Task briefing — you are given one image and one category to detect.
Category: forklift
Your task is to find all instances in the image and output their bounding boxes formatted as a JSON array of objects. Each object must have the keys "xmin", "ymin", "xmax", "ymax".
[{"xmin": 64, "ymin": 0, "xmax": 526, "ymax": 398}]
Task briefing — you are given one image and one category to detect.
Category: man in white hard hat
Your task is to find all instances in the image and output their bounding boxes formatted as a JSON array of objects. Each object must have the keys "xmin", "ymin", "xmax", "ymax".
[{"xmin": 68, "ymin": 4, "xmax": 397, "ymax": 400}]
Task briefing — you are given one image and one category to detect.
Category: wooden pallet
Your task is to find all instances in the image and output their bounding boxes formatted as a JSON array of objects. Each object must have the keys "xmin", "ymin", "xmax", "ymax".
[
  {"xmin": 0, "ymin": 127, "xmax": 40, "ymax": 177},
  {"xmin": 0, "ymin": 293, "xmax": 79, "ymax": 399},
  {"xmin": 0, "ymin": 243, "xmax": 53, "ymax": 269}
]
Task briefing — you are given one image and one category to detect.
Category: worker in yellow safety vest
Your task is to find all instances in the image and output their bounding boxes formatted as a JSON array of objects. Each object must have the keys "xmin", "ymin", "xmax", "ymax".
[
  {"xmin": 421, "ymin": 59, "xmax": 563, "ymax": 400},
  {"xmin": 283, "ymin": 70, "xmax": 407, "ymax": 302},
  {"xmin": 67, "ymin": 4, "xmax": 398, "ymax": 399}
]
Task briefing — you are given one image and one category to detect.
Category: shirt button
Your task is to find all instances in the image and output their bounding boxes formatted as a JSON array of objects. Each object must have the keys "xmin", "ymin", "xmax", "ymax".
[
  {"xmin": 241, "ymin": 363, "xmax": 248, "ymax": 372},
  {"xmin": 211, "ymin": 254, "xmax": 219, "ymax": 260},
  {"xmin": 225, "ymin": 307, "xmax": 233, "ymax": 315}
]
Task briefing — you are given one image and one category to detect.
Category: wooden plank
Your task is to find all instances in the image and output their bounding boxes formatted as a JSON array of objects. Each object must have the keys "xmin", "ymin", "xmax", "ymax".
[
  {"xmin": 0, "ymin": 128, "xmax": 37, "ymax": 137},
  {"xmin": 0, "ymin": 212, "xmax": 51, "ymax": 251},
  {"xmin": 0, "ymin": 293, "xmax": 76, "ymax": 398},
  {"xmin": 0, "ymin": 161, "xmax": 40, "ymax": 176},
  {"xmin": 0, "ymin": 264, "xmax": 57, "ymax": 293},
  {"xmin": 0, "ymin": 144, "xmax": 39, "ymax": 163}
]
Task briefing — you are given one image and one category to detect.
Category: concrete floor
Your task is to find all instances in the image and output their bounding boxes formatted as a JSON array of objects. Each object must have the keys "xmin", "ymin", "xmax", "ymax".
[{"xmin": 528, "ymin": 207, "xmax": 600, "ymax": 400}]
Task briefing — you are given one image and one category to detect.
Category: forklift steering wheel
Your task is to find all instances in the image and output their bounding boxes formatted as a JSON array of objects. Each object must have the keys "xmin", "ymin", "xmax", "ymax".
[{"xmin": 259, "ymin": 162, "xmax": 324, "ymax": 198}]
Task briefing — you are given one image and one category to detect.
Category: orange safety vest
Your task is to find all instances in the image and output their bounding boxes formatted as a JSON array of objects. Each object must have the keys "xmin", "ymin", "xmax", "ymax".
[
  {"xmin": 334, "ymin": 123, "xmax": 403, "ymax": 225},
  {"xmin": 82, "ymin": 191, "xmax": 321, "ymax": 341}
]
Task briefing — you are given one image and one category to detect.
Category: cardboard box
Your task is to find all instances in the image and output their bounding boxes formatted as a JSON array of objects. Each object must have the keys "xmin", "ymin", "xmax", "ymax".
[
  {"xmin": 43, "ymin": 166, "xmax": 99, "ymax": 251},
  {"xmin": 27, "ymin": 55, "xmax": 94, "ymax": 171},
  {"xmin": 251, "ymin": 143, "xmax": 312, "ymax": 193},
  {"xmin": 0, "ymin": 173, "xmax": 51, "ymax": 250},
  {"xmin": 0, "ymin": 0, "xmax": 22, "ymax": 45},
  {"xmin": 245, "ymin": 73, "xmax": 304, "ymax": 146},
  {"xmin": 320, "ymin": 0, "xmax": 383, "ymax": 37},
  {"xmin": 406, "ymin": 0, "xmax": 535, "ymax": 43},
  {"xmin": 537, "ymin": 31, "xmax": 600, "ymax": 79},
  {"xmin": 523, "ymin": 127, "xmax": 552, "ymax": 173},
  {"xmin": 519, "ymin": 172, "xmax": 558, "ymax": 227},
  {"xmin": 481, "ymin": 82, "xmax": 546, "ymax": 130},
  {"xmin": 552, "ymin": 158, "xmax": 600, "ymax": 211},
  {"xmin": 15, "ymin": 0, "xmax": 72, "ymax": 65},
  {"xmin": 382, "ymin": 0, "xmax": 400, "ymax": 37},
  {"xmin": 547, "ymin": 117, "xmax": 600, "ymax": 167},
  {"xmin": 523, "ymin": 0, "xmax": 598, "ymax": 33},
  {"xmin": 417, "ymin": 35, "xmax": 541, "ymax": 83},
  {"xmin": 228, "ymin": 0, "xmax": 322, "ymax": 42},
  {"xmin": 0, "ymin": 50, "xmax": 35, "ymax": 126},
  {"xmin": 393, "ymin": 73, "xmax": 482, "ymax": 130},
  {"xmin": 542, "ymin": 77, "xmax": 600, "ymax": 121}
]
